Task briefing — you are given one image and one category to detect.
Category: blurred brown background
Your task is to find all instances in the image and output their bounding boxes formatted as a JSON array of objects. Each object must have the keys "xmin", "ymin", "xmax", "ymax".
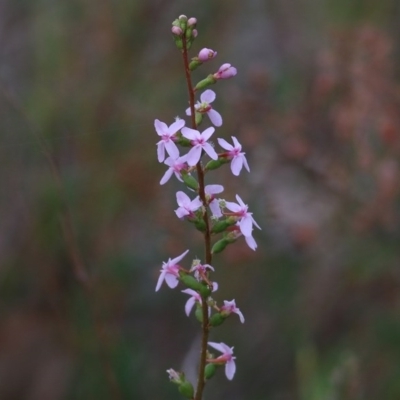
[{"xmin": 1, "ymin": 0, "xmax": 400, "ymax": 399}]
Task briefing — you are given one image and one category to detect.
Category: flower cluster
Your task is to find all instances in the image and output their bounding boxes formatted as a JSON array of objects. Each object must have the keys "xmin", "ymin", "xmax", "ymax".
[{"xmin": 155, "ymin": 14, "xmax": 260, "ymax": 399}]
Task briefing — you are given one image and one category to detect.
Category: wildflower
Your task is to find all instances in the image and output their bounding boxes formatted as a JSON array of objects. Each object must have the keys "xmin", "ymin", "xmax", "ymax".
[
  {"xmin": 160, "ymin": 154, "xmax": 188, "ymax": 185},
  {"xmin": 198, "ymin": 48, "xmax": 217, "ymax": 62},
  {"xmin": 205, "ymin": 184, "xmax": 224, "ymax": 218},
  {"xmin": 186, "ymin": 90, "xmax": 222, "ymax": 127},
  {"xmin": 155, "ymin": 250, "xmax": 189, "ymax": 291},
  {"xmin": 218, "ymin": 136, "xmax": 250, "ymax": 176},
  {"xmin": 207, "ymin": 342, "xmax": 236, "ymax": 380},
  {"xmin": 175, "ymin": 191, "xmax": 203, "ymax": 219},
  {"xmin": 155, "ymin": 118, "xmax": 185, "ymax": 162},
  {"xmin": 181, "ymin": 127, "xmax": 218, "ymax": 166},
  {"xmin": 190, "ymin": 260, "xmax": 215, "ymax": 281},
  {"xmin": 225, "ymin": 195, "xmax": 261, "ymax": 237},
  {"xmin": 220, "ymin": 300, "xmax": 245, "ymax": 323},
  {"xmin": 213, "ymin": 63, "xmax": 237, "ymax": 80}
]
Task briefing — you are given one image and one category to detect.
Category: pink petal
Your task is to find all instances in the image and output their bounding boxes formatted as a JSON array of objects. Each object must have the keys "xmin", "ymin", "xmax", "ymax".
[
  {"xmin": 209, "ymin": 199, "xmax": 222, "ymax": 218},
  {"xmin": 169, "ymin": 119, "xmax": 185, "ymax": 133},
  {"xmin": 225, "ymin": 360, "xmax": 236, "ymax": 380},
  {"xmin": 243, "ymin": 156, "xmax": 250, "ymax": 172},
  {"xmin": 176, "ymin": 191, "xmax": 190, "ymax": 207},
  {"xmin": 155, "ymin": 270, "xmax": 167, "ymax": 291},
  {"xmin": 240, "ymin": 216, "xmax": 253, "ymax": 237},
  {"xmin": 231, "ymin": 136, "xmax": 241, "ymax": 149},
  {"xmin": 217, "ymin": 138, "xmax": 233, "ymax": 151},
  {"xmin": 154, "ymin": 119, "xmax": 168, "ymax": 136},
  {"xmin": 201, "ymin": 89, "xmax": 216, "ymax": 103},
  {"xmin": 231, "ymin": 156, "xmax": 243, "ymax": 176},
  {"xmin": 157, "ymin": 142, "xmax": 165, "ymax": 163},
  {"xmin": 160, "ymin": 168, "xmax": 174, "ymax": 185},
  {"xmin": 207, "ymin": 109, "xmax": 222, "ymax": 127},
  {"xmin": 165, "ymin": 274, "xmax": 179, "ymax": 289},
  {"xmin": 225, "ymin": 201, "xmax": 241, "ymax": 213},
  {"xmin": 170, "ymin": 249, "xmax": 189, "ymax": 265},
  {"xmin": 190, "ymin": 196, "xmax": 203, "ymax": 211},
  {"xmin": 208, "ymin": 342, "xmax": 225, "ymax": 353},
  {"xmin": 205, "ymin": 184, "xmax": 224, "ymax": 194},
  {"xmin": 184, "ymin": 297, "xmax": 196, "ymax": 316},
  {"xmin": 201, "ymin": 127, "xmax": 215, "ymax": 141},
  {"xmin": 186, "ymin": 146, "xmax": 202, "ymax": 166},
  {"xmin": 245, "ymin": 234, "xmax": 257, "ymax": 250},
  {"xmin": 185, "ymin": 107, "xmax": 192, "ymax": 116},
  {"xmin": 235, "ymin": 195, "xmax": 246, "ymax": 208},
  {"xmin": 251, "ymin": 216, "xmax": 261, "ymax": 230},
  {"xmin": 203, "ymin": 143, "xmax": 218, "ymax": 160},
  {"xmin": 164, "ymin": 141, "xmax": 179, "ymax": 159},
  {"xmin": 181, "ymin": 127, "xmax": 199, "ymax": 140},
  {"xmin": 175, "ymin": 207, "xmax": 189, "ymax": 218}
]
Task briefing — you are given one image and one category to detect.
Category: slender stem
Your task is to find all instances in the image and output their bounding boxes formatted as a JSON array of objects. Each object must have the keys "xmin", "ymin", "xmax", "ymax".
[{"xmin": 181, "ymin": 37, "xmax": 212, "ymax": 400}]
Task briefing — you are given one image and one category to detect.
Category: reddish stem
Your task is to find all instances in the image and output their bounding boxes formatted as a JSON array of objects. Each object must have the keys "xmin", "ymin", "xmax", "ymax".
[{"xmin": 181, "ymin": 36, "xmax": 212, "ymax": 400}]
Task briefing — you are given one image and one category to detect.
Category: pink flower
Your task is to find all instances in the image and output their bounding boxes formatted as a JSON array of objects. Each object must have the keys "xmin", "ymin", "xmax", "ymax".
[
  {"xmin": 175, "ymin": 191, "xmax": 203, "ymax": 219},
  {"xmin": 225, "ymin": 195, "xmax": 261, "ymax": 237},
  {"xmin": 186, "ymin": 90, "xmax": 222, "ymax": 127},
  {"xmin": 213, "ymin": 63, "xmax": 237, "ymax": 80},
  {"xmin": 217, "ymin": 136, "xmax": 250, "ymax": 176},
  {"xmin": 160, "ymin": 154, "xmax": 188, "ymax": 185},
  {"xmin": 181, "ymin": 289, "xmax": 203, "ymax": 316},
  {"xmin": 205, "ymin": 184, "xmax": 224, "ymax": 218},
  {"xmin": 155, "ymin": 249, "xmax": 189, "ymax": 291},
  {"xmin": 190, "ymin": 261, "xmax": 215, "ymax": 281},
  {"xmin": 155, "ymin": 119, "xmax": 185, "ymax": 163},
  {"xmin": 207, "ymin": 342, "xmax": 236, "ymax": 380},
  {"xmin": 220, "ymin": 299, "xmax": 245, "ymax": 323},
  {"xmin": 181, "ymin": 127, "xmax": 218, "ymax": 166},
  {"xmin": 198, "ymin": 48, "xmax": 217, "ymax": 62}
]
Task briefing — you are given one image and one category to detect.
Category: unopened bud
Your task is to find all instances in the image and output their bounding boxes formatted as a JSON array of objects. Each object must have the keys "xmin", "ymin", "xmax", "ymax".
[
  {"xmin": 188, "ymin": 17, "xmax": 197, "ymax": 27},
  {"xmin": 195, "ymin": 74, "xmax": 217, "ymax": 91},
  {"xmin": 209, "ymin": 312, "xmax": 226, "ymax": 327},
  {"xmin": 192, "ymin": 29, "xmax": 198, "ymax": 38},
  {"xmin": 213, "ymin": 63, "xmax": 237, "ymax": 80},
  {"xmin": 181, "ymin": 172, "xmax": 199, "ymax": 191},
  {"xmin": 198, "ymin": 48, "xmax": 217, "ymax": 62},
  {"xmin": 205, "ymin": 363, "xmax": 217, "ymax": 380},
  {"xmin": 180, "ymin": 274, "xmax": 203, "ymax": 291},
  {"xmin": 171, "ymin": 26, "xmax": 183, "ymax": 36},
  {"xmin": 211, "ymin": 217, "xmax": 236, "ymax": 234},
  {"xmin": 205, "ymin": 157, "xmax": 229, "ymax": 171},
  {"xmin": 178, "ymin": 381, "xmax": 194, "ymax": 399}
]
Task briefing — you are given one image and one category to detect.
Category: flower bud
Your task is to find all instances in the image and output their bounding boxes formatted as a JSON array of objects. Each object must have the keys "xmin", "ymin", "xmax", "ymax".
[
  {"xmin": 199, "ymin": 283, "xmax": 212, "ymax": 298},
  {"xmin": 209, "ymin": 312, "xmax": 226, "ymax": 327},
  {"xmin": 205, "ymin": 363, "xmax": 217, "ymax": 380},
  {"xmin": 171, "ymin": 26, "xmax": 183, "ymax": 36},
  {"xmin": 213, "ymin": 63, "xmax": 237, "ymax": 80},
  {"xmin": 211, "ymin": 217, "xmax": 237, "ymax": 234},
  {"xmin": 205, "ymin": 157, "xmax": 229, "ymax": 171},
  {"xmin": 178, "ymin": 381, "xmax": 194, "ymax": 398},
  {"xmin": 211, "ymin": 237, "xmax": 235, "ymax": 254},
  {"xmin": 188, "ymin": 17, "xmax": 197, "ymax": 27},
  {"xmin": 194, "ymin": 218, "xmax": 207, "ymax": 232},
  {"xmin": 181, "ymin": 171, "xmax": 199, "ymax": 191},
  {"xmin": 192, "ymin": 29, "xmax": 198, "ymax": 38},
  {"xmin": 189, "ymin": 59, "xmax": 201, "ymax": 71},
  {"xmin": 180, "ymin": 274, "xmax": 203, "ymax": 291},
  {"xmin": 198, "ymin": 48, "xmax": 217, "ymax": 62},
  {"xmin": 195, "ymin": 305, "xmax": 203, "ymax": 322},
  {"xmin": 195, "ymin": 74, "xmax": 217, "ymax": 91},
  {"xmin": 195, "ymin": 111, "xmax": 203, "ymax": 126}
]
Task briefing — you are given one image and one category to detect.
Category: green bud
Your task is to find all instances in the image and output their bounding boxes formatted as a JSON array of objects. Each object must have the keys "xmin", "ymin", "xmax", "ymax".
[
  {"xmin": 211, "ymin": 217, "xmax": 236, "ymax": 234},
  {"xmin": 189, "ymin": 59, "xmax": 202, "ymax": 71},
  {"xmin": 205, "ymin": 157, "xmax": 229, "ymax": 171},
  {"xmin": 204, "ymin": 363, "xmax": 217, "ymax": 380},
  {"xmin": 211, "ymin": 238, "xmax": 230, "ymax": 254},
  {"xmin": 178, "ymin": 15, "xmax": 188, "ymax": 31},
  {"xmin": 195, "ymin": 74, "xmax": 217, "ymax": 91},
  {"xmin": 193, "ymin": 218, "xmax": 206, "ymax": 232},
  {"xmin": 199, "ymin": 283, "xmax": 212, "ymax": 298},
  {"xmin": 180, "ymin": 274, "xmax": 203, "ymax": 291},
  {"xmin": 175, "ymin": 134, "xmax": 192, "ymax": 147},
  {"xmin": 195, "ymin": 111, "xmax": 203, "ymax": 126},
  {"xmin": 209, "ymin": 313, "xmax": 226, "ymax": 327},
  {"xmin": 181, "ymin": 172, "xmax": 198, "ymax": 191},
  {"xmin": 173, "ymin": 37, "xmax": 183, "ymax": 50},
  {"xmin": 185, "ymin": 27, "xmax": 193, "ymax": 40},
  {"xmin": 195, "ymin": 304, "xmax": 203, "ymax": 323},
  {"xmin": 178, "ymin": 381, "xmax": 194, "ymax": 398}
]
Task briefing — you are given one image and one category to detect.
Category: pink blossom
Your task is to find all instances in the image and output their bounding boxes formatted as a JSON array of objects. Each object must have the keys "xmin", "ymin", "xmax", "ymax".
[
  {"xmin": 198, "ymin": 48, "xmax": 217, "ymax": 62},
  {"xmin": 155, "ymin": 250, "xmax": 189, "ymax": 291},
  {"xmin": 160, "ymin": 154, "xmax": 188, "ymax": 185},
  {"xmin": 175, "ymin": 191, "xmax": 203, "ymax": 219},
  {"xmin": 171, "ymin": 26, "xmax": 183, "ymax": 36},
  {"xmin": 186, "ymin": 90, "xmax": 222, "ymax": 127},
  {"xmin": 181, "ymin": 289, "xmax": 203, "ymax": 316},
  {"xmin": 205, "ymin": 184, "xmax": 224, "ymax": 218},
  {"xmin": 225, "ymin": 195, "xmax": 261, "ymax": 237},
  {"xmin": 207, "ymin": 342, "xmax": 236, "ymax": 380},
  {"xmin": 220, "ymin": 299, "xmax": 245, "ymax": 323},
  {"xmin": 213, "ymin": 63, "xmax": 237, "ymax": 80},
  {"xmin": 217, "ymin": 136, "xmax": 250, "ymax": 176},
  {"xmin": 155, "ymin": 118, "xmax": 185, "ymax": 162},
  {"xmin": 190, "ymin": 261, "xmax": 215, "ymax": 281},
  {"xmin": 181, "ymin": 127, "xmax": 218, "ymax": 166}
]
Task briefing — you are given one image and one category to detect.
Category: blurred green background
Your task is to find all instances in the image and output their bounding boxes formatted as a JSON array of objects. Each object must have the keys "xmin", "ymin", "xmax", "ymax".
[{"xmin": 1, "ymin": 0, "xmax": 400, "ymax": 399}]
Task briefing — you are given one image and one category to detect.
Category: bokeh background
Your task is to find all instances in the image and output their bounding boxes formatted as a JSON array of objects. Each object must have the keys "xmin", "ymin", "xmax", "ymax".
[{"xmin": 1, "ymin": 0, "xmax": 400, "ymax": 399}]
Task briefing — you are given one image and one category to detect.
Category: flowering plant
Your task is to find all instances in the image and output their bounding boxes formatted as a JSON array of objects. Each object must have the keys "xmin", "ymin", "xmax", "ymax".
[{"xmin": 155, "ymin": 15, "xmax": 260, "ymax": 399}]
